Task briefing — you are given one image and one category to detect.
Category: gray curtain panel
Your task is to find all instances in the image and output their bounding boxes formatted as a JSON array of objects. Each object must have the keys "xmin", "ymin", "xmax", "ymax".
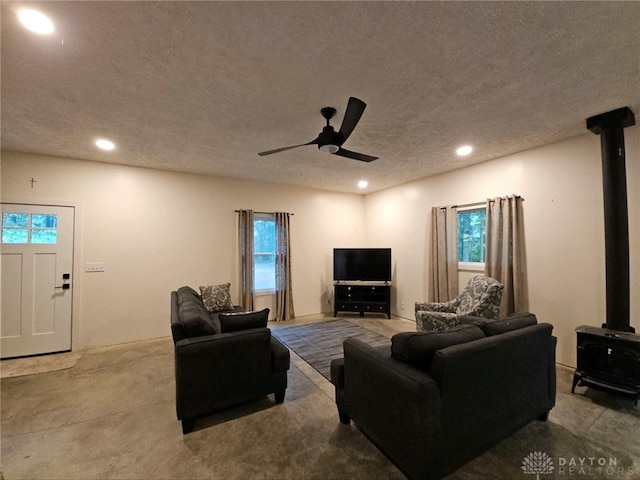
[
  {"xmin": 275, "ymin": 212, "xmax": 295, "ymax": 321},
  {"xmin": 428, "ymin": 205, "xmax": 459, "ymax": 302},
  {"xmin": 485, "ymin": 196, "xmax": 528, "ymax": 317},
  {"xmin": 237, "ymin": 209, "xmax": 255, "ymax": 311}
]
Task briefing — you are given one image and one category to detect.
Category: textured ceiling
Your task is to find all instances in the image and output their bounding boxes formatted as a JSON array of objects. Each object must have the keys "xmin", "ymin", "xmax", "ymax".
[{"xmin": 2, "ymin": 1, "xmax": 639, "ymax": 194}]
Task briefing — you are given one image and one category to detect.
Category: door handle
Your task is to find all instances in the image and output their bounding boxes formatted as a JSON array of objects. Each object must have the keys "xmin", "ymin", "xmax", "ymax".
[{"xmin": 56, "ymin": 274, "xmax": 71, "ymax": 290}]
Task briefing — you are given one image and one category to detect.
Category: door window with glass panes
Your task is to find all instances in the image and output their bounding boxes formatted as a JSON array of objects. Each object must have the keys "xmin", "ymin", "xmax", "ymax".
[{"xmin": 2, "ymin": 212, "xmax": 58, "ymax": 244}]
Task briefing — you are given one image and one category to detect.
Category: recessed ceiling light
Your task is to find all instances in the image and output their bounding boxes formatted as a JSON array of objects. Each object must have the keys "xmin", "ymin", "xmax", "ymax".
[
  {"xmin": 456, "ymin": 145, "xmax": 473, "ymax": 156},
  {"xmin": 95, "ymin": 139, "xmax": 115, "ymax": 151},
  {"xmin": 357, "ymin": 180, "xmax": 368, "ymax": 189},
  {"xmin": 17, "ymin": 9, "xmax": 54, "ymax": 35}
]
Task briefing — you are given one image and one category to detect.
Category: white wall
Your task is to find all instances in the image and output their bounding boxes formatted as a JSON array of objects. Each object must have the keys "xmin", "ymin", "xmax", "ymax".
[
  {"xmin": 3, "ymin": 126, "xmax": 638, "ymax": 365},
  {"xmin": 1, "ymin": 152, "xmax": 365, "ymax": 349},
  {"xmin": 365, "ymin": 127, "xmax": 640, "ymax": 367}
]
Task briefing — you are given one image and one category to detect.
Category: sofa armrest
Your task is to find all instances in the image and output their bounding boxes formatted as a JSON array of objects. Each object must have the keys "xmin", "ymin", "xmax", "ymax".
[
  {"xmin": 416, "ymin": 310, "xmax": 461, "ymax": 332},
  {"xmin": 415, "ymin": 300, "xmax": 456, "ymax": 314},
  {"xmin": 270, "ymin": 336, "xmax": 290, "ymax": 372},
  {"xmin": 170, "ymin": 291, "xmax": 187, "ymax": 343},
  {"xmin": 330, "ymin": 357, "xmax": 345, "ymax": 388},
  {"xmin": 547, "ymin": 335, "xmax": 557, "ymax": 409}
]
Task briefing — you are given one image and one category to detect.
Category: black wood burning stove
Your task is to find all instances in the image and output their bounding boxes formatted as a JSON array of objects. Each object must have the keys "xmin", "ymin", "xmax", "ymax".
[
  {"xmin": 572, "ymin": 107, "xmax": 639, "ymax": 405},
  {"xmin": 573, "ymin": 326, "xmax": 640, "ymax": 405}
]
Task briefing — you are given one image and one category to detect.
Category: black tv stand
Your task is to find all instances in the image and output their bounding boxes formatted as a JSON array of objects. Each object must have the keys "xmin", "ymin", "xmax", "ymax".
[{"xmin": 334, "ymin": 282, "xmax": 391, "ymax": 319}]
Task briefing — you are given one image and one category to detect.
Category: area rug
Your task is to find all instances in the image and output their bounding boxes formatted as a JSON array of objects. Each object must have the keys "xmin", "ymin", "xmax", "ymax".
[{"xmin": 271, "ymin": 319, "xmax": 391, "ymax": 380}]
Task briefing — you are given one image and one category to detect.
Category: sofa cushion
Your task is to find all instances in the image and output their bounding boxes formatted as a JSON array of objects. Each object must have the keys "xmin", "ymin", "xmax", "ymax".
[
  {"xmin": 482, "ymin": 312, "xmax": 538, "ymax": 336},
  {"xmin": 218, "ymin": 308, "xmax": 270, "ymax": 333},
  {"xmin": 178, "ymin": 301, "xmax": 217, "ymax": 337},
  {"xmin": 462, "ymin": 312, "xmax": 538, "ymax": 336},
  {"xmin": 200, "ymin": 283, "xmax": 233, "ymax": 312},
  {"xmin": 209, "ymin": 305, "xmax": 245, "ymax": 334},
  {"xmin": 176, "ymin": 286, "xmax": 201, "ymax": 306},
  {"xmin": 391, "ymin": 324, "xmax": 485, "ymax": 371}
]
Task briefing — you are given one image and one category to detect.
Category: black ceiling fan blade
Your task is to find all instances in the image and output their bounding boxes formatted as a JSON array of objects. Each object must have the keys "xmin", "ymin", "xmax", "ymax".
[
  {"xmin": 258, "ymin": 138, "xmax": 319, "ymax": 156},
  {"xmin": 338, "ymin": 97, "xmax": 366, "ymax": 143},
  {"xmin": 334, "ymin": 147, "xmax": 378, "ymax": 162}
]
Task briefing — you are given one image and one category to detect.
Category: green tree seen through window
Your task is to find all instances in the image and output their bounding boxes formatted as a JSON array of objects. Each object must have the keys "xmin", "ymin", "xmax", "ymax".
[{"xmin": 458, "ymin": 208, "xmax": 486, "ymax": 262}]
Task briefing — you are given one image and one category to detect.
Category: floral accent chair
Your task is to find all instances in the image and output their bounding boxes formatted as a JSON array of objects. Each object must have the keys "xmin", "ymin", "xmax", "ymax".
[{"xmin": 415, "ymin": 275, "xmax": 504, "ymax": 332}]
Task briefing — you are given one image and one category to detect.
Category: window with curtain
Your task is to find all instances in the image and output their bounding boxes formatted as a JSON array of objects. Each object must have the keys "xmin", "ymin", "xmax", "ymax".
[
  {"xmin": 429, "ymin": 196, "xmax": 526, "ymax": 317},
  {"xmin": 237, "ymin": 209, "xmax": 294, "ymax": 321}
]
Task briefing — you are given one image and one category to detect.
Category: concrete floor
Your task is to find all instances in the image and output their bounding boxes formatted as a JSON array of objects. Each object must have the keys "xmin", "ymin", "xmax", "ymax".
[{"xmin": 1, "ymin": 314, "xmax": 639, "ymax": 480}]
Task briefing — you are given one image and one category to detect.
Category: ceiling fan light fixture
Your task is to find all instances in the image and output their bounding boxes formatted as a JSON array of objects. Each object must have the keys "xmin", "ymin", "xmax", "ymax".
[
  {"xmin": 319, "ymin": 144, "xmax": 339, "ymax": 154},
  {"xmin": 258, "ymin": 97, "xmax": 376, "ymax": 161}
]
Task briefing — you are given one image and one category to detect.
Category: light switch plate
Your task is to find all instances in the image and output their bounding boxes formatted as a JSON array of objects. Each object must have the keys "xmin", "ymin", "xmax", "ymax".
[{"xmin": 85, "ymin": 262, "xmax": 105, "ymax": 272}]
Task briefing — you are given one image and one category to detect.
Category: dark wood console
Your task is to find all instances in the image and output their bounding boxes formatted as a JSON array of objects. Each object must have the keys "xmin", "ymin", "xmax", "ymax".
[{"xmin": 334, "ymin": 283, "xmax": 391, "ymax": 319}]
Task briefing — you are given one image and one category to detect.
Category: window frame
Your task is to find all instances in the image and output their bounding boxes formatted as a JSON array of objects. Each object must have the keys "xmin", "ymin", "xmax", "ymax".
[
  {"xmin": 457, "ymin": 206, "xmax": 486, "ymax": 271},
  {"xmin": 253, "ymin": 213, "xmax": 276, "ymax": 295}
]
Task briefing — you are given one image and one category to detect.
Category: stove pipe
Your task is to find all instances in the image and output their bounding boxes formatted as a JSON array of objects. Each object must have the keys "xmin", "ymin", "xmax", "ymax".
[{"xmin": 587, "ymin": 107, "xmax": 636, "ymax": 333}]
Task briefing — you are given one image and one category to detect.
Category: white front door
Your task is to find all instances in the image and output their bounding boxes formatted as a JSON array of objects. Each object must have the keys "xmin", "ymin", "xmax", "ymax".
[{"xmin": 1, "ymin": 204, "xmax": 74, "ymax": 359}]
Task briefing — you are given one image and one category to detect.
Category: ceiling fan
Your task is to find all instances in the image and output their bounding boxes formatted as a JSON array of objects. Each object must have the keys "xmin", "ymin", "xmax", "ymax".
[{"xmin": 258, "ymin": 97, "xmax": 378, "ymax": 162}]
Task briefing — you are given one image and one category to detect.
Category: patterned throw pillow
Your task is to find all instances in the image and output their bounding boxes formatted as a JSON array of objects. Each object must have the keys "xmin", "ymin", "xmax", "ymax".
[{"xmin": 199, "ymin": 283, "xmax": 233, "ymax": 313}]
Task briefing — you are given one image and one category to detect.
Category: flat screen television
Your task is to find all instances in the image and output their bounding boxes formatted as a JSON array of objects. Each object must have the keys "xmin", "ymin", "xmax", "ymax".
[{"xmin": 333, "ymin": 248, "xmax": 391, "ymax": 282}]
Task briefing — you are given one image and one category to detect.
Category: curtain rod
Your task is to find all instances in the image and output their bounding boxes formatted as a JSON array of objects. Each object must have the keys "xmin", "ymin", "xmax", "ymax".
[
  {"xmin": 235, "ymin": 210, "xmax": 294, "ymax": 215},
  {"xmin": 440, "ymin": 195, "xmax": 523, "ymax": 210}
]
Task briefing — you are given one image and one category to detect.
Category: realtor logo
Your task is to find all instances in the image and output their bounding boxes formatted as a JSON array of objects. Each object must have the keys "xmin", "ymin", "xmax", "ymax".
[{"xmin": 522, "ymin": 451, "xmax": 555, "ymax": 480}]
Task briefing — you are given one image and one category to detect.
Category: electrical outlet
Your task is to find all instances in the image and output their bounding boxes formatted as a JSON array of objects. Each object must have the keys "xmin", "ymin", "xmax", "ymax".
[
  {"xmin": 401, "ymin": 301, "xmax": 406, "ymax": 311},
  {"xmin": 85, "ymin": 262, "xmax": 105, "ymax": 272}
]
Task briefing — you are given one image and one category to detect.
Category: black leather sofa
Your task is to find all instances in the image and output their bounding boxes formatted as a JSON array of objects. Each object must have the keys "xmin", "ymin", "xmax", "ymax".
[
  {"xmin": 170, "ymin": 286, "xmax": 290, "ymax": 434},
  {"xmin": 330, "ymin": 313, "xmax": 556, "ymax": 479}
]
